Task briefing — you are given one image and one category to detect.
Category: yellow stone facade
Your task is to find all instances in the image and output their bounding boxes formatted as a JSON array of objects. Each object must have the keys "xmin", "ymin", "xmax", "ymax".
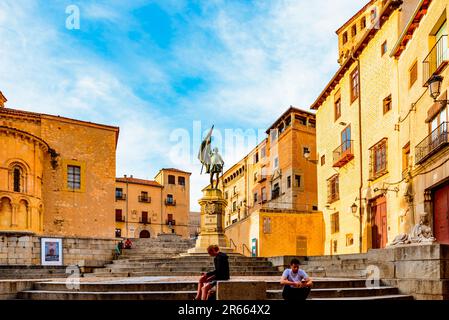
[
  {"xmin": 313, "ymin": 0, "xmax": 449, "ymax": 254},
  {"xmin": 211, "ymin": 107, "xmax": 323, "ymax": 257},
  {"xmin": 0, "ymin": 102, "xmax": 119, "ymax": 239},
  {"xmin": 115, "ymin": 168, "xmax": 191, "ymax": 239}
]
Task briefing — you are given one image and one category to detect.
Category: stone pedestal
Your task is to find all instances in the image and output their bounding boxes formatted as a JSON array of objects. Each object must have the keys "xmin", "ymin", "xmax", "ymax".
[{"xmin": 187, "ymin": 189, "xmax": 234, "ymax": 255}]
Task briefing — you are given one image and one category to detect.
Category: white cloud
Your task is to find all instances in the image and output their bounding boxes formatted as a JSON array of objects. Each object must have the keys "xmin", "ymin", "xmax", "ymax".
[{"xmin": 0, "ymin": 0, "xmax": 367, "ymax": 211}]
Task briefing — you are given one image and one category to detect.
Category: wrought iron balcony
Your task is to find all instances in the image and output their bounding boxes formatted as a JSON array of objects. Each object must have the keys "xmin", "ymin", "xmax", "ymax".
[
  {"xmin": 165, "ymin": 199, "xmax": 176, "ymax": 206},
  {"xmin": 138, "ymin": 195, "xmax": 151, "ymax": 203},
  {"xmin": 115, "ymin": 194, "xmax": 126, "ymax": 201},
  {"xmin": 166, "ymin": 219, "xmax": 176, "ymax": 226},
  {"xmin": 423, "ymin": 35, "xmax": 448, "ymax": 86},
  {"xmin": 415, "ymin": 122, "xmax": 449, "ymax": 164},
  {"xmin": 333, "ymin": 140, "xmax": 355, "ymax": 167},
  {"xmin": 139, "ymin": 217, "xmax": 150, "ymax": 224}
]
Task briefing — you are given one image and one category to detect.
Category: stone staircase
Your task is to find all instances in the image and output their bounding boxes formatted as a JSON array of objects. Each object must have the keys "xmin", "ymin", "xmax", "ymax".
[
  {"xmin": 300, "ymin": 254, "xmax": 370, "ymax": 279},
  {"xmin": 0, "ymin": 265, "xmax": 67, "ymax": 279},
  {"xmin": 16, "ymin": 277, "xmax": 413, "ymax": 300},
  {"xmin": 85, "ymin": 236, "xmax": 280, "ymax": 277}
]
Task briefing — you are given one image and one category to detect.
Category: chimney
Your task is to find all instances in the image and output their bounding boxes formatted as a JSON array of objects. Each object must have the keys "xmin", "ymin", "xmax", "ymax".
[
  {"xmin": 0, "ymin": 91, "xmax": 6, "ymax": 108},
  {"xmin": 124, "ymin": 174, "xmax": 127, "ymax": 178},
  {"xmin": 130, "ymin": 175, "xmax": 133, "ymax": 178}
]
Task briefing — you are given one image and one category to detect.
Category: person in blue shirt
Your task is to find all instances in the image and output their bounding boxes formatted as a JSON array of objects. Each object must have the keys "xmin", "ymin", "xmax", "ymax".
[{"xmin": 280, "ymin": 258, "xmax": 313, "ymax": 300}]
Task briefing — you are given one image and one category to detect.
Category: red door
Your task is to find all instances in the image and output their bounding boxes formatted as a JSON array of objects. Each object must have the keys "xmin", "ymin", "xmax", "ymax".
[
  {"xmin": 371, "ymin": 196, "xmax": 387, "ymax": 249},
  {"xmin": 434, "ymin": 183, "xmax": 449, "ymax": 244}
]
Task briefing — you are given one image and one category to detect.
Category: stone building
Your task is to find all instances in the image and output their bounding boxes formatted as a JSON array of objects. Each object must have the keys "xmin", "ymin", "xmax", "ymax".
[
  {"xmin": 312, "ymin": 0, "xmax": 449, "ymax": 254},
  {"xmin": 209, "ymin": 107, "xmax": 324, "ymax": 257},
  {"xmin": 115, "ymin": 168, "xmax": 191, "ymax": 239},
  {"xmin": 0, "ymin": 93, "xmax": 119, "ymax": 239}
]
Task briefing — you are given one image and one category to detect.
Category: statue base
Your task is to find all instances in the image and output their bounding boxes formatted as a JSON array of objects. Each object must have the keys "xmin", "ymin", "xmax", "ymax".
[{"xmin": 185, "ymin": 188, "xmax": 236, "ymax": 256}]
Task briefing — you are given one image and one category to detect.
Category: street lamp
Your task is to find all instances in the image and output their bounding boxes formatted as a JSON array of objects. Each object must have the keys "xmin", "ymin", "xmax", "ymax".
[
  {"xmin": 303, "ymin": 150, "xmax": 318, "ymax": 165},
  {"xmin": 351, "ymin": 202, "xmax": 358, "ymax": 215},
  {"xmin": 427, "ymin": 74, "xmax": 444, "ymax": 101}
]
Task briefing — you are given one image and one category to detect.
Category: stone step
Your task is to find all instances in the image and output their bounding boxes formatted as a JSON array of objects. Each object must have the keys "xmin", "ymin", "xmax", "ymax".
[
  {"xmin": 33, "ymin": 279, "xmax": 369, "ymax": 292},
  {"xmin": 97, "ymin": 266, "xmax": 278, "ymax": 273},
  {"xmin": 18, "ymin": 290, "xmax": 197, "ymax": 300},
  {"xmin": 106, "ymin": 261, "xmax": 274, "ymax": 268},
  {"xmin": 115, "ymin": 257, "xmax": 268, "ymax": 263},
  {"xmin": 267, "ymin": 286, "xmax": 400, "ymax": 299},
  {"xmin": 18, "ymin": 287, "xmax": 412, "ymax": 301},
  {"xmin": 88, "ymin": 270, "xmax": 281, "ymax": 277}
]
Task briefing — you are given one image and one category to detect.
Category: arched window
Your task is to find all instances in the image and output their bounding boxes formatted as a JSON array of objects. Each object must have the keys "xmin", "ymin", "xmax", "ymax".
[{"xmin": 13, "ymin": 167, "xmax": 21, "ymax": 192}]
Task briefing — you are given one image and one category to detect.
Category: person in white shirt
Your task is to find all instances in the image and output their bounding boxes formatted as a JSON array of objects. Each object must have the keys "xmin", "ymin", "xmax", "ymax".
[{"xmin": 280, "ymin": 258, "xmax": 313, "ymax": 300}]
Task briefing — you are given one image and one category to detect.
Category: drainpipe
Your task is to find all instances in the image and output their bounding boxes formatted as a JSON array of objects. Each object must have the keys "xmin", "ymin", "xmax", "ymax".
[{"xmin": 352, "ymin": 53, "xmax": 364, "ymax": 254}]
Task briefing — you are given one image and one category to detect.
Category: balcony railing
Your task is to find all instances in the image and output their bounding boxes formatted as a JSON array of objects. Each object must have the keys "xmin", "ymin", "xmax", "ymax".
[
  {"xmin": 415, "ymin": 122, "xmax": 449, "ymax": 164},
  {"xmin": 138, "ymin": 195, "xmax": 151, "ymax": 203},
  {"xmin": 166, "ymin": 220, "xmax": 176, "ymax": 226},
  {"xmin": 165, "ymin": 199, "xmax": 176, "ymax": 206},
  {"xmin": 139, "ymin": 217, "xmax": 150, "ymax": 224},
  {"xmin": 333, "ymin": 140, "xmax": 355, "ymax": 167},
  {"xmin": 115, "ymin": 216, "xmax": 125, "ymax": 222},
  {"xmin": 423, "ymin": 35, "xmax": 448, "ymax": 86},
  {"xmin": 115, "ymin": 194, "xmax": 126, "ymax": 201}
]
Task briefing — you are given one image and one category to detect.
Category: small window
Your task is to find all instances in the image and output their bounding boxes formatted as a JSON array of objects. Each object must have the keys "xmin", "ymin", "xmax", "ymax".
[
  {"xmin": 361, "ymin": 17, "xmax": 367, "ymax": 29},
  {"xmin": 178, "ymin": 176, "xmax": 185, "ymax": 186},
  {"xmin": 115, "ymin": 209, "xmax": 123, "ymax": 222},
  {"xmin": 327, "ymin": 175, "xmax": 340, "ymax": 203},
  {"xmin": 166, "ymin": 194, "xmax": 174, "ymax": 204},
  {"xmin": 115, "ymin": 228, "xmax": 122, "ymax": 238},
  {"xmin": 261, "ymin": 146, "xmax": 266, "ymax": 158},
  {"xmin": 168, "ymin": 175, "xmax": 176, "ymax": 184},
  {"xmin": 261, "ymin": 187, "xmax": 267, "ymax": 202},
  {"xmin": 346, "ymin": 234, "xmax": 354, "ymax": 246},
  {"xmin": 115, "ymin": 188, "xmax": 123, "ymax": 198},
  {"xmin": 342, "ymin": 31, "xmax": 348, "ymax": 44},
  {"xmin": 232, "ymin": 201, "xmax": 237, "ymax": 212},
  {"xmin": 381, "ymin": 41, "xmax": 388, "ymax": 56},
  {"xmin": 253, "ymin": 152, "xmax": 259, "ymax": 164},
  {"xmin": 67, "ymin": 165, "xmax": 81, "ymax": 190},
  {"xmin": 263, "ymin": 217, "xmax": 272, "ymax": 234},
  {"xmin": 254, "ymin": 192, "xmax": 258, "ymax": 203},
  {"xmin": 334, "ymin": 90, "xmax": 341, "ymax": 121},
  {"xmin": 409, "ymin": 61, "xmax": 418, "ymax": 88},
  {"xmin": 402, "ymin": 142, "xmax": 411, "ymax": 173},
  {"xmin": 350, "ymin": 67, "xmax": 360, "ymax": 102},
  {"xmin": 13, "ymin": 167, "xmax": 21, "ymax": 192},
  {"xmin": 295, "ymin": 175, "xmax": 301, "ymax": 188},
  {"xmin": 351, "ymin": 25, "xmax": 357, "ymax": 37},
  {"xmin": 383, "ymin": 94, "xmax": 392, "ymax": 114},
  {"xmin": 287, "ymin": 176, "xmax": 291, "ymax": 188},
  {"xmin": 331, "ymin": 212, "xmax": 340, "ymax": 234},
  {"xmin": 321, "ymin": 155, "xmax": 326, "ymax": 166},
  {"xmin": 369, "ymin": 138, "xmax": 388, "ymax": 180}
]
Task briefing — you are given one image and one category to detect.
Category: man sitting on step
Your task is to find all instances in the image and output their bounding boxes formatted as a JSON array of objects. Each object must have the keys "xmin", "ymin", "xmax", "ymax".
[
  {"xmin": 194, "ymin": 244, "xmax": 230, "ymax": 300},
  {"xmin": 280, "ymin": 258, "xmax": 313, "ymax": 300}
]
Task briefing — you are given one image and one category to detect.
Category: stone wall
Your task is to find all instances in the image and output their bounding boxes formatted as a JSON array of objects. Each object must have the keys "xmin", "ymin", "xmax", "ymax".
[
  {"xmin": 0, "ymin": 233, "xmax": 117, "ymax": 271},
  {"xmin": 268, "ymin": 244, "xmax": 449, "ymax": 300}
]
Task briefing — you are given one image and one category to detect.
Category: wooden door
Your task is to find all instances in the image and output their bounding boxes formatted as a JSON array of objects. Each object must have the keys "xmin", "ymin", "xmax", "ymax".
[
  {"xmin": 434, "ymin": 183, "xmax": 449, "ymax": 244},
  {"xmin": 371, "ymin": 196, "xmax": 387, "ymax": 249}
]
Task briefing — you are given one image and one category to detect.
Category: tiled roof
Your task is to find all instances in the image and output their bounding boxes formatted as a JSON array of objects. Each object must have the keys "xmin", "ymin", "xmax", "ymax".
[
  {"xmin": 161, "ymin": 168, "xmax": 192, "ymax": 175},
  {"xmin": 116, "ymin": 177, "xmax": 163, "ymax": 187}
]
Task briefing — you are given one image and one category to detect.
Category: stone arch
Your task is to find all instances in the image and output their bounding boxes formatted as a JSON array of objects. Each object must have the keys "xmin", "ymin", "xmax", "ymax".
[
  {"xmin": 7, "ymin": 160, "xmax": 29, "ymax": 193},
  {"xmin": 139, "ymin": 230, "xmax": 150, "ymax": 238},
  {"xmin": 0, "ymin": 197, "xmax": 12, "ymax": 228},
  {"xmin": 17, "ymin": 199, "xmax": 29, "ymax": 228}
]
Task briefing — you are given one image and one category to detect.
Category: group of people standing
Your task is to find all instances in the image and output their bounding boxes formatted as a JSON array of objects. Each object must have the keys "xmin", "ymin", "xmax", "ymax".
[{"xmin": 195, "ymin": 245, "xmax": 313, "ymax": 301}]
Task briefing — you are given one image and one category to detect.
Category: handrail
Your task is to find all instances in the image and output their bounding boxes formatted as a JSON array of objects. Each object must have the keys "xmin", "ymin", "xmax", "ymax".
[
  {"xmin": 415, "ymin": 121, "xmax": 449, "ymax": 164},
  {"xmin": 229, "ymin": 238, "xmax": 237, "ymax": 251},
  {"xmin": 242, "ymin": 243, "xmax": 252, "ymax": 256}
]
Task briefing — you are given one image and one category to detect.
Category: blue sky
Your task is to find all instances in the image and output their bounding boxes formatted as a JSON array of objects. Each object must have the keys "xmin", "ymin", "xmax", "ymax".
[{"xmin": 0, "ymin": 0, "xmax": 364, "ymax": 211}]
